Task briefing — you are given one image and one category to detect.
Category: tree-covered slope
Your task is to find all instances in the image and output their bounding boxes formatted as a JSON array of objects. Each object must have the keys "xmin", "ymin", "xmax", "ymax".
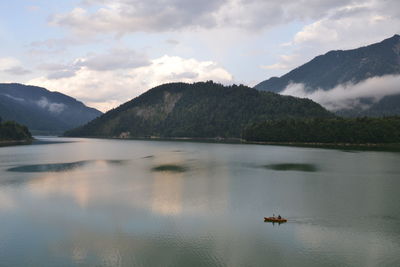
[
  {"xmin": 65, "ymin": 81, "xmax": 333, "ymax": 138},
  {"xmin": 243, "ymin": 117, "xmax": 400, "ymax": 144},
  {"xmin": 0, "ymin": 118, "xmax": 32, "ymax": 142},
  {"xmin": 0, "ymin": 83, "xmax": 102, "ymax": 134},
  {"xmin": 255, "ymin": 34, "xmax": 400, "ymax": 93}
]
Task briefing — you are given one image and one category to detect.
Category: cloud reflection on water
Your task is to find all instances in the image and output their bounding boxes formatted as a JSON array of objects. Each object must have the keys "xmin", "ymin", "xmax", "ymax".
[{"xmin": 7, "ymin": 159, "xmax": 130, "ymax": 173}]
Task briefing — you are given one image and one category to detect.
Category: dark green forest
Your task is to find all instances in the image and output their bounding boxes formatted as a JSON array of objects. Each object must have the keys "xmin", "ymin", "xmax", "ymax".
[
  {"xmin": 65, "ymin": 81, "xmax": 333, "ymax": 138},
  {"xmin": 243, "ymin": 117, "xmax": 400, "ymax": 144},
  {"xmin": 0, "ymin": 117, "xmax": 32, "ymax": 142}
]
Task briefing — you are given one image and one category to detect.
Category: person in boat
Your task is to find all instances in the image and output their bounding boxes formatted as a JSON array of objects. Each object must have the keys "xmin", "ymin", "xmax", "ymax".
[
  {"xmin": 278, "ymin": 215, "xmax": 281, "ymax": 219},
  {"xmin": 273, "ymin": 214, "xmax": 275, "ymax": 218}
]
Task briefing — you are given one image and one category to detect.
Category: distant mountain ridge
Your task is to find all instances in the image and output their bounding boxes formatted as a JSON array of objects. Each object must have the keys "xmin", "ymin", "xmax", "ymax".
[
  {"xmin": 65, "ymin": 81, "xmax": 333, "ymax": 138},
  {"xmin": 255, "ymin": 34, "xmax": 400, "ymax": 92},
  {"xmin": 255, "ymin": 34, "xmax": 400, "ymax": 116},
  {"xmin": 0, "ymin": 83, "xmax": 102, "ymax": 134}
]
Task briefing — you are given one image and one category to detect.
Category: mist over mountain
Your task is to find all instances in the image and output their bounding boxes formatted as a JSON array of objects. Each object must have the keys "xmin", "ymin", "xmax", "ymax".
[
  {"xmin": 65, "ymin": 81, "xmax": 332, "ymax": 138},
  {"xmin": 255, "ymin": 34, "xmax": 400, "ymax": 116},
  {"xmin": 0, "ymin": 83, "xmax": 102, "ymax": 134}
]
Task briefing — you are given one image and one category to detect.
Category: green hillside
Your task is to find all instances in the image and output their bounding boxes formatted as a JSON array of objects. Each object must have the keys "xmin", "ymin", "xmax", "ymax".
[
  {"xmin": 65, "ymin": 81, "xmax": 333, "ymax": 138},
  {"xmin": 243, "ymin": 117, "xmax": 400, "ymax": 144},
  {"xmin": 0, "ymin": 118, "xmax": 33, "ymax": 142}
]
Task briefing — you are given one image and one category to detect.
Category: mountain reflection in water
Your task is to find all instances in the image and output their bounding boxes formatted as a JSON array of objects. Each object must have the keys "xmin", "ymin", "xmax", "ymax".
[{"xmin": 0, "ymin": 138, "xmax": 399, "ymax": 266}]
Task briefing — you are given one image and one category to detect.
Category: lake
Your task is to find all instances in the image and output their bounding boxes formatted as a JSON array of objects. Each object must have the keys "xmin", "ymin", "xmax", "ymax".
[{"xmin": 0, "ymin": 137, "xmax": 399, "ymax": 266}]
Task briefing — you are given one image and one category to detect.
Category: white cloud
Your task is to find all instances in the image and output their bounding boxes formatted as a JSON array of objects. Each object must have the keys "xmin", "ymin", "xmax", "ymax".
[
  {"xmin": 293, "ymin": 13, "xmax": 399, "ymax": 48},
  {"xmin": 0, "ymin": 57, "xmax": 21, "ymax": 71},
  {"xmin": 0, "ymin": 57, "xmax": 31, "ymax": 76},
  {"xmin": 28, "ymin": 55, "xmax": 233, "ymax": 112},
  {"xmin": 260, "ymin": 54, "xmax": 300, "ymax": 71},
  {"xmin": 76, "ymin": 48, "xmax": 150, "ymax": 71},
  {"xmin": 49, "ymin": 0, "xmax": 224, "ymax": 36},
  {"xmin": 36, "ymin": 97, "xmax": 67, "ymax": 114},
  {"xmin": 49, "ymin": 0, "xmax": 358, "ymax": 36},
  {"xmin": 39, "ymin": 48, "xmax": 150, "ymax": 80},
  {"xmin": 0, "ymin": 94, "xmax": 25, "ymax": 102},
  {"xmin": 280, "ymin": 75, "xmax": 400, "ymax": 111},
  {"xmin": 260, "ymin": 63, "xmax": 290, "ymax": 71},
  {"xmin": 3, "ymin": 66, "xmax": 31, "ymax": 76},
  {"xmin": 267, "ymin": 1, "xmax": 400, "ymax": 76},
  {"xmin": 47, "ymin": 70, "xmax": 77, "ymax": 80}
]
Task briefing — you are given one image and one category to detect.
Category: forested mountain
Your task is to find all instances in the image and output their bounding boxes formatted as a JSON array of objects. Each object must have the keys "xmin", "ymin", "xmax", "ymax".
[
  {"xmin": 65, "ymin": 81, "xmax": 333, "ymax": 138},
  {"xmin": 0, "ymin": 83, "xmax": 102, "ymax": 134},
  {"xmin": 243, "ymin": 117, "xmax": 400, "ymax": 144},
  {"xmin": 255, "ymin": 34, "xmax": 400, "ymax": 116}
]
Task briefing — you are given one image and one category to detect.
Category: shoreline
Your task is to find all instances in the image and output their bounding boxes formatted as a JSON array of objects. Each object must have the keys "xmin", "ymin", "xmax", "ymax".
[
  {"xmin": 0, "ymin": 139, "xmax": 33, "ymax": 147},
  {"xmin": 63, "ymin": 135, "xmax": 400, "ymax": 152},
  {"xmin": 244, "ymin": 141, "xmax": 400, "ymax": 151}
]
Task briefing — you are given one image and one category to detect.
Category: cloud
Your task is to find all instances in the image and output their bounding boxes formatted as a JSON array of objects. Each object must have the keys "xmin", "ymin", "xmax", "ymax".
[
  {"xmin": 3, "ymin": 66, "xmax": 31, "ymax": 75},
  {"xmin": 50, "ymin": 0, "xmax": 225, "ymax": 36},
  {"xmin": 261, "ymin": 54, "xmax": 300, "ymax": 71},
  {"xmin": 36, "ymin": 97, "xmax": 67, "ymax": 114},
  {"xmin": 38, "ymin": 63, "xmax": 80, "ymax": 80},
  {"xmin": 292, "ymin": 1, "xmax": 400, "ymax": 46},
  {"xmin": 28, "ymin": 37, "xmax": 103, "ymax": 56},
  {"xmin": 38, "ymin": 48, "xmax": 150, "ymax": 80},
  {"xmin": 38, "ymin": 63, "xmax": 72, "ymax": 71},
  {"xmin": 0, "ymin": 57, "xmax": 21, "ymax": 70},
  {"xmin": 28, "ymin": 55, "xmax": 233, "ymax": 112},
  {"xmin": 166, "ymin": 39, "xmax": 179, "ymax": 45},
  {"xmin": 47, "ymin": 70, "xmax": 77, "ymax": 80},
  {"xmin": 280, "ymin": 75, "xmax": 400, "ymax": 111},
  {"xmin": 169, "ymin": 71, "xmax": 199, "ymax": 79},
  {"xmin": 267, "ymin": 1, "xmax": 400, "ymax": 75},
  {"xmin": 76, "ymin": 48, "xmax": 150, "ymax": 71},
  {"xmin": 49, "ymin": 0, "xmax": 359, "ymax": 36},
  {"xmin": 0, "ymin": 94, "xmax": 25, "ymax": 102},
  {"xmin": 0, "ymin": 57, "xmax": 31, "ymax": 76}
]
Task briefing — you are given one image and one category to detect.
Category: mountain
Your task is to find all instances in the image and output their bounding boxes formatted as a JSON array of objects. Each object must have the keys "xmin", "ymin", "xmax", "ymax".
[
  {"xmin": 254, "ymin": 34, "xmax": 400, "ymax": 116},
  {"xmin": 65, "ymin": 81, "xmax": 333, "ymax": 138},
  {"xmin": 0, "ymin": 83, "xmax": 102, "ymax": 135}
]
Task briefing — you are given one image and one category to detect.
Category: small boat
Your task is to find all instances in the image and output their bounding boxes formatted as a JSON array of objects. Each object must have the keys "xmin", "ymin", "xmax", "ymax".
[{"xmin": 264, "ymin": 217, "xmax": 287, "ymax": 223}]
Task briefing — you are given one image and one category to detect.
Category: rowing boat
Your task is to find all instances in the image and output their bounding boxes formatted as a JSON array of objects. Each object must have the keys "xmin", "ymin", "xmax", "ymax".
[{"xmin": 264, "ymin": 217, "xmax": 287, "ymax": 223}]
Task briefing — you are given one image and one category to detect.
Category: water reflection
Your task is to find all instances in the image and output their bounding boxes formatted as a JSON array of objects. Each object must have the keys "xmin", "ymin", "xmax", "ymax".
[
  {"xmin": 6, "ymin": 159, "xmax": 130, "ymax": 173},
  {"xmin": 294, "ymin": 223, "xmax": 400, "ymax": 266},
  {"xmin": 264, "ymin": 163, "xmax": 318, "ymax": 172},
  {"xmin": 28, "ymin": 172, "xmax": 93, "ymax": 208},
  {"xmin": 0, "ymin": 138, "xmax": 400, "ymax": 266},
  {"xmin": 152, "ymin": 164, "xmax": 187, "ymax": 173},
  {"xmin": 150, "ymin": 153, "xmax": 185, "ymax": 216},
  {"xmin": 151, "ymin": 170, "xmax": 184, "ymax": 215},
  {"xmin": 0, "ymin": 190, "xmax": 16, "ymax": 211},
  {"xmin": 7, "ymin": 161, "xmax": 90, "ymax": 173}
]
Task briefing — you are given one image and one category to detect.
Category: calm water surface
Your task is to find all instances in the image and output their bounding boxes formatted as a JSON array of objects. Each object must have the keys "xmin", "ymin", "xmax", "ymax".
[{"xmin": 0, "ymin": 137, "xmax": 399, "ymax": 266}]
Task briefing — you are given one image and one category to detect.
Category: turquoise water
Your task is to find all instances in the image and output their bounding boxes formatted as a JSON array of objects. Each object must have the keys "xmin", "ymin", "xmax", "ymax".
[{"xmin": 0, "ymin": 137, "xmax": 399, "ymax": 266}]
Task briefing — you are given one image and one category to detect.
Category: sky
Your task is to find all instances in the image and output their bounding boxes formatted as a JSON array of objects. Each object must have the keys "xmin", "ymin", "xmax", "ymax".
[{"xmin": 0, "ymin": 0, "xmax": 399, "ymax": 112}]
